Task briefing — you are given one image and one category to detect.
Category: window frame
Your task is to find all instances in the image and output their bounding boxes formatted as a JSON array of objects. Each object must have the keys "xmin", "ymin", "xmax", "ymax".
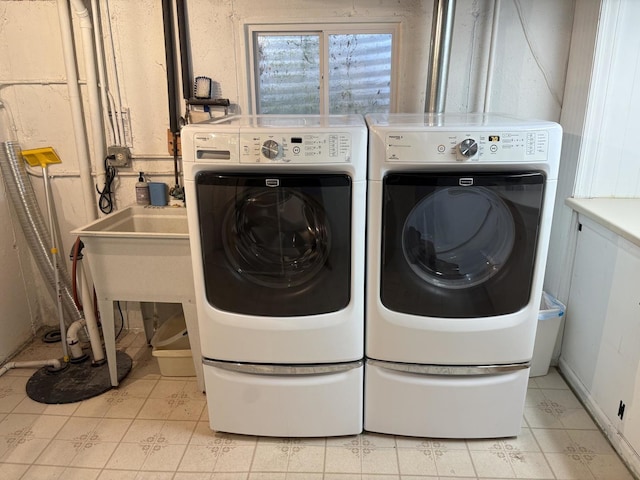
[{"xmin": 246, "ymin": 22, "xmax": 400, "ymax": 115}]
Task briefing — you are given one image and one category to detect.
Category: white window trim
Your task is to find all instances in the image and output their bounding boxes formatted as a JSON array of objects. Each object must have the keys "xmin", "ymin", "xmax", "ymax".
[{"xmin": 245, "ymin": 21, "xmax": 400, "ymax": 115}]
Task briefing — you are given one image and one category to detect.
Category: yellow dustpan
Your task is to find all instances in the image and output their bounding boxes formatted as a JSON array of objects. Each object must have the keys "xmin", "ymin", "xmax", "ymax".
[{"xmin": 21, "ymin": 147, "xmax": 69, "ymax": 362}]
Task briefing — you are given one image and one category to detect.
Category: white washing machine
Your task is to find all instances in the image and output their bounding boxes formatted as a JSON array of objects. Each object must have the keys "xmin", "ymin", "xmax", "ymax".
[
  {"xmin": 182, "ymin": 115, "xmax": 366, "ymax": 437},
  {"xmin": 364, "ymin": 113, "xmax": 562, "ymax": 438}
]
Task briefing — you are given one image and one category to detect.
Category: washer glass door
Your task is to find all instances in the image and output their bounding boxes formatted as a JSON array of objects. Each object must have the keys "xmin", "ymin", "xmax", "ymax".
[
  {"xmin": 381, "ymin": 171, "xmax": 545, "ymax": 318},
  {"xmin": 196, "ymin": 172, "xmax": 351, "ymax": 316}
]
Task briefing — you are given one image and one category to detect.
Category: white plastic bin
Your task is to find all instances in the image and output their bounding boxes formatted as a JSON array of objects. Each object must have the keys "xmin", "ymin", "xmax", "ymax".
[
  {"xmin": 151, "ymin": 312, "xmax": 195, "ymax": 377},
  {"xmin": 530, "ymin": 292, "xmax": 565, "ymax": 377}
]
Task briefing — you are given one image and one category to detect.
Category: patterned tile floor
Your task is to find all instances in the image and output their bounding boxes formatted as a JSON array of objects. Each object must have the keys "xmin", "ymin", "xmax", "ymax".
[{"xmin": 0, "ymin": 330, "xmax": 636, "ymax": 479}]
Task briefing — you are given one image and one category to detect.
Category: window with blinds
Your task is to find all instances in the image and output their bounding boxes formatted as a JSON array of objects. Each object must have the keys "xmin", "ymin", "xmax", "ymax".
[{"xmin": 247, "ymin": 24, "xmax": 398, "ymax": 115}]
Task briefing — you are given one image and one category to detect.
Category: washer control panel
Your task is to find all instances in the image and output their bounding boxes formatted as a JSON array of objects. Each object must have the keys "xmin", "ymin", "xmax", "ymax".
[
  {"xmin": 192, "ymin": 131, "xmax": 352, "ymax": 164},
  {"xmin": 386, "ymin": 130, "xmax": 550, "ymax": 163},
  {"xmin": 241, "ymin": 133, "xmax": 352, "ymax": 163}
]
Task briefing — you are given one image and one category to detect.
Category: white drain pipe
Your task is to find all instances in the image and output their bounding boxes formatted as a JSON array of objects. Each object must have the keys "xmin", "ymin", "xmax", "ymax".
[
  {"xmin": 56, "ymin": 0, "xmax": 97, "ymax": 222},
  {"xmin": 0, "ymin": 359, "xmax": 62, "ymax": 378},
  {"xmin": 72, "ymin": 252, "xmax": 105, "ymax": 364},
  {"xmin": 66, "ymin": 319, "xmax": 87, "ymax": 359},
  {"xmin": 56, "ymin": 1, "xmax": 108, "ymax": 363},
  {"xmin": 70, "ymin": 0, "xmax": 106, "ymax": 187}
]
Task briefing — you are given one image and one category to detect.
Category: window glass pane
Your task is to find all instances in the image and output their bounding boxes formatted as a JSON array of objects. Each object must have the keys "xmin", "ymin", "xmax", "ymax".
[
  {"xmin": 256, "ymin": 34, "xmax": 320, "ymax": 114},
  {"xmin": 328, "ymin": 34, "xmax": 392, "ymax": 114}
]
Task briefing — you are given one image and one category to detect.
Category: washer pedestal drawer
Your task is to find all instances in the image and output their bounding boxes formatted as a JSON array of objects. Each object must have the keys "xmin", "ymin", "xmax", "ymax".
[
  {"xmin": 204, "ymin": 363, "xmax": 363, "ymax": 437},
  {"xmin": 364, "ymin": 362, "xmax": 529, "ymax": 438}
]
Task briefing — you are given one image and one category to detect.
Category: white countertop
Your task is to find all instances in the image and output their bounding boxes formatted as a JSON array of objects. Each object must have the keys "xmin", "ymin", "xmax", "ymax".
[{"xmin": 565, "ymin": 197, "xmax": 640, "ymax": 248}]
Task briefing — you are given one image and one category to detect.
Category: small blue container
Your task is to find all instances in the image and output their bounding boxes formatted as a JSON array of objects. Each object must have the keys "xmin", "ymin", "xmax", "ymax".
[{"xmin": 148, "ymin": 182, "xmax": 167, "ymax": 206}]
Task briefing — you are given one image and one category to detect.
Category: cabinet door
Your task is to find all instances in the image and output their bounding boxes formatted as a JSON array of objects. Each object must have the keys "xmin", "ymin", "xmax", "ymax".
[
  {"xmin": 563, "ymin": 217, "xmax": 617, "ymax": 390},
  {"xmin": 611, "ymin": 239, "xmax": 640, "ymax": 451},
  {"xmin": 564, "ymin": 216, "xmax": 640, "ymax": 441},
  {"xmin": 593, "ymin": 230, "xmax": 640, "ymax": 432}
]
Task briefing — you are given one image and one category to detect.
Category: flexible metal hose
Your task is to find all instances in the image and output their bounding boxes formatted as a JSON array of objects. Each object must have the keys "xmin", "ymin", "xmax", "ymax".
[{"xmin": 0, "ymin": 140, "xmax": 82, "ymax": 326}]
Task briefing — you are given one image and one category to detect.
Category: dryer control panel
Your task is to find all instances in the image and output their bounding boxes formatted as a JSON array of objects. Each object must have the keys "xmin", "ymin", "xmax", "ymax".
[
  {"xmin": 385, "ymin": 130, "xmax": 550, "ymax": 163},
  {"xmin": 192, "ymin": 131, "xmax": 353, "ymax": 164}
]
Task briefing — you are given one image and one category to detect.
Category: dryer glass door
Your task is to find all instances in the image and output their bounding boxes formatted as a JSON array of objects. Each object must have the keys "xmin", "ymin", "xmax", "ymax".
[
  {"xmin": 381, "ymin": 171, "xmax": 545, "ymax": 318},
  {"xmin": 196, "ymin": 172, "xmax": 351, "ymax": 316}
]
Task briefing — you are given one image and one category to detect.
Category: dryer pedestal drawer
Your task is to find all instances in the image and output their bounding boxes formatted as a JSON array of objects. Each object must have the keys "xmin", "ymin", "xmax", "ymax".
[
  {"xmin": 364, "ymin": 362, "xmax": 529, "ymax": 438},
  {"xmin": 203, "ymin": 363, "xmax": 363, "ymax": 437}
]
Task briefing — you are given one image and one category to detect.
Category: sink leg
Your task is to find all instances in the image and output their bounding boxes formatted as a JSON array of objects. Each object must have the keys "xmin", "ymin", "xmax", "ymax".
[
  {"xmin": 182, "ymin": 301, "xmax": 205, "ymax": 392},
  {"xmin": 98, "ymin": 298, "xmax": 119, "ymax": 387}
]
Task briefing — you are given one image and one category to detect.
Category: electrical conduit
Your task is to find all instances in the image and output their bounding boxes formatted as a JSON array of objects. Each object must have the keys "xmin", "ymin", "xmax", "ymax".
[
  {"xmin": 90, "ymin": 0, "xmax": 116, "ymax": 146},
  {"xmin": 103, "ymin": 0, "xmax": 126, "ymax": 146}
]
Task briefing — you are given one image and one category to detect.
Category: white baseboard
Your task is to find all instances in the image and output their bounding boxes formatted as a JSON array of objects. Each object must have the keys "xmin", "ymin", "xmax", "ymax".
[{"xmin": 559, "ymin": 358, "xmax": 640, "ymax": 479}]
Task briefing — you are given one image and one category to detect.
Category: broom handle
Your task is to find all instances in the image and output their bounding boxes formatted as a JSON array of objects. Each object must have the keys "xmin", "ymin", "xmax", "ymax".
[{"xmin": 42, "ymin": 165, "xmax": 69, "ymax": 361}]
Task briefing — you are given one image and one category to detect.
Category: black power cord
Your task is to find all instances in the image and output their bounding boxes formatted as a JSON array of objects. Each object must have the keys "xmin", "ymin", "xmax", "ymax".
[
  {"xmin": 116, "ymin": 301, "xmax": 124, "ymax": 340},
  {"xmin": 96, "ymin": 155, "xmax": 117, "ymax": 214}
]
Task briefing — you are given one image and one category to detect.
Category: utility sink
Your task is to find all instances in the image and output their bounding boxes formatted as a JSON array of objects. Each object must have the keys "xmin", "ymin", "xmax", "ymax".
[
  {"xmin": 71, "ymin": 206, "xmax": 192, "ymax": 301},
  {"xmin": 75, "ymin": 205, "xmax": 188, "ymax": 237},
  {"xmin": 71, "ymin": 205, "xmax": 204, "ymax": 391}
]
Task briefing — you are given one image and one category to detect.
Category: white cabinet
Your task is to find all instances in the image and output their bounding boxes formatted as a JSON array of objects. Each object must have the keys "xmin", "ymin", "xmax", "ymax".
[{"xmin": 562, "ymin": 215, "xmax": 640, "ymax": 453}]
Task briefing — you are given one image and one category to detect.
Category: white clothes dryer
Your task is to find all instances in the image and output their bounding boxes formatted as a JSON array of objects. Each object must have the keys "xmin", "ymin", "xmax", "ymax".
[
  {"xmin": 182, "ymin": 115, "xmax": 366, "ymax": 437},
  {"xmin": 364, "ymin": 113, "xmax": 562, "ymax": 438}
]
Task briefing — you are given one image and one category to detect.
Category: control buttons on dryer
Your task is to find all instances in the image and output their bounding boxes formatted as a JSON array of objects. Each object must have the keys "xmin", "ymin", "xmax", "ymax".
[
  {"xmin": 456, "ymin": 138, "xmax": 479, "ymax": 160},
  {"xmin": 261, "ymin": 139, "xmax": 280, "ymax": 159}
]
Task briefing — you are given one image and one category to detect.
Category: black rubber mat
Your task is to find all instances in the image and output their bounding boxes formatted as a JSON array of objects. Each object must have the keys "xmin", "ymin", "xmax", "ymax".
[{"xmin": 26, "ymin": 351, "xmax": 133, "ymax": 404}]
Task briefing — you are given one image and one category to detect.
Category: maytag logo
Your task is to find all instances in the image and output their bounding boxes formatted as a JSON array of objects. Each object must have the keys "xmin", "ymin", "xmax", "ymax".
[
  {"xmin": 265, "ymin": 178, "xmax": 280, "ymax": 187},
  {"xmin": 459, "ymin": 178, "xmax": 474, "ymax": 186}
]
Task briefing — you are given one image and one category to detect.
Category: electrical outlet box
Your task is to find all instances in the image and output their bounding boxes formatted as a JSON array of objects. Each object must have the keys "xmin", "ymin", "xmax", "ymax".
[{"xmin": 107, "ymin": 146, "xmax": 131, "ymax": 167}]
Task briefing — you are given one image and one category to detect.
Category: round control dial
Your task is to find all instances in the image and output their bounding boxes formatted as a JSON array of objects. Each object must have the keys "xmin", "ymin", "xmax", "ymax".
[
  {"xmin": 457, "ymin": 138, "xmax": 479, "ymax": 160},
  {"xmin": 261, "ymin": 139, "xmax": 280, "ymax": 159}
]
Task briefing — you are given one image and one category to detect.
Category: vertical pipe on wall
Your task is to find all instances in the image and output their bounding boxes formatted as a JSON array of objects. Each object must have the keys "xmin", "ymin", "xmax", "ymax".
[
  {"xmin": 162, "ymin": 0, "xmax": 179, "ymax": 135},
  {"xmin": 162, "ymin": 0, "xmax": 181, "ymax": 187},
  {"xmin": 103, "ymin": 0, "xmax": 125, "ymax": 146},
  {"xmin": 425, "ymin": 0, "xmax": 457, "ymax": 114},
  {"xmin": 176, "ymin": 0, "xmax": 191, "ymax": 102},
  {"xmin": 70, "ymin": 0, "xmax": 106, "ymax": 187},
  {"xmin": 91, "ymin": 0, "xmax": 115, "ymax": 146},
  {"xmin": 484, "ymin": 0, "xmax": 501, "ymax": 113},
  {"xmin": 56, "ymin": 0, "xmax": 97, "ymax": 222}
]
